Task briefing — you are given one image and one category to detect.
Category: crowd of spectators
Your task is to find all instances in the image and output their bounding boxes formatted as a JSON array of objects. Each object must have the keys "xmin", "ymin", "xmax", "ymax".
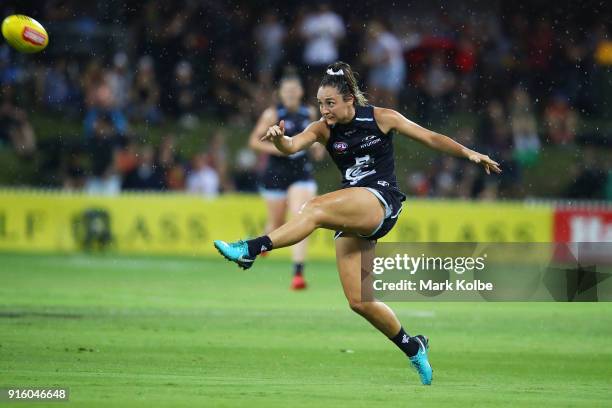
[{"xmin": 0, "ymin": 0, "xmax": 611, "ymax": 199}]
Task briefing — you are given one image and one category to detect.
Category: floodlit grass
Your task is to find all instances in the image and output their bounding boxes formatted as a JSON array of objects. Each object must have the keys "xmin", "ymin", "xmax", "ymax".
[{"xmin": 1, "ymin": 253, "xmax": 611, "ymax": 407}]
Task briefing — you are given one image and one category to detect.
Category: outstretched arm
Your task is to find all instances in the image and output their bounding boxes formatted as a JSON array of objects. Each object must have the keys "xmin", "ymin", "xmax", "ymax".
[
  {"xmin": 374, "ymin": 107, "xmax": 502, "ymax": 175},
  {"xmin": 261, "ymin": 119, "xmax": 328, "ymax": 156}
]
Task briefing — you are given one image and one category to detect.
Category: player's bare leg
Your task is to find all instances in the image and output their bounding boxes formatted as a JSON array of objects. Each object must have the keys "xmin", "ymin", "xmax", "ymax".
[
  {"xmin": 286, "ymin": 184, "xmax": 316, "ymax": 289},
  {"xmin": 214, "ymin": 187, "xmax": 382, "ymax": 269},
  {"xmin": 335, "ymin": 234, "xmax": 433, "ymax": 385},
  {"xmin": 334, "ymin": 234, "xmax": 401, "ymax": 336},
  {"xmin": 269, "ymin": 187, "xmax": 385, "ymax": 249}
]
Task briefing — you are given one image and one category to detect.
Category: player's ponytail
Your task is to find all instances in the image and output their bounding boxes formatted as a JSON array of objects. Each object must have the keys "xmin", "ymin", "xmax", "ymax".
[{"xmin": 320, "ymin": 61, "xmax": 368, "ymax": 106}]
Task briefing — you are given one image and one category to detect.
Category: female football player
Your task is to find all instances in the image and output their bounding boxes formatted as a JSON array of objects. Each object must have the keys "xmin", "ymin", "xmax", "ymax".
[
  {"xmin": 248, "ymin": 74, "xmax": 320, "ymax": 290},
  {"xmin": 215, "ymin": 61, "xmax": 501, "ymax": 385}
]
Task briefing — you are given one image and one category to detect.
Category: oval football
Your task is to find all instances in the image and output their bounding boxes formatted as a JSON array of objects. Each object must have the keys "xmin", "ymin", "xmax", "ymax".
[{"xmin": 1, "ymin": 14, "xmax": 49, "ymax": 53}]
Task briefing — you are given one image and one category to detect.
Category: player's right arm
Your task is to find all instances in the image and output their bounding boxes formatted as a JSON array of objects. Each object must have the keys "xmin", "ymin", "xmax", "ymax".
[
  {"xmin": 261, "ymin": 119, "xmax": 329, "ymax": 155},
  {"xmin": 248, "ymin": 107, "xmax": 285, "ymax": 156}
]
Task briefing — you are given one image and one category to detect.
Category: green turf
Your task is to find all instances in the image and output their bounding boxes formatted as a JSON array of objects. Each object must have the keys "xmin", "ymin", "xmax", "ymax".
[{"xmin": 0, "ymin": 253, "xmax": 611, "ymax": 407}]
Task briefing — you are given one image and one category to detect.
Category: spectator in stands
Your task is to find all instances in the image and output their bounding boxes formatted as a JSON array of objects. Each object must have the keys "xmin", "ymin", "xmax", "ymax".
[
  {"xmin": 211, "ymin": 52, "xmax": 259, "ymax": 122},
  {"xmin": 85, "ymin": 114, "xmax": 122, "ymax": 195},
  {"xmin": 431, "ymin": 156, "xmax": 461, "ymax": 197},
  {"xmin": 170, "ymin": 60, "xmax": 198, "ymax": 129},
  {"xmin": 122, "ymin": 145, "xmax": 166, "ymax": 190},
  {"xmin": 61, "ymin": 145, "xmax": 87, "ymax": 191},
  {"xmin": 107, "ymin": 52, "xmax": 132, "ymax": 111},
  {"xmin": 419, "ymin": 51, "xmax": 456, "ymax": 125},
  {"xmin": 543, "ymin": 94, "xmax": 578, "ymax": 145},
  {"xmin": 454, "ymin": 30, "xmax": 478, "ymax": 111},
  {"xmin": 509, "ymin": 87, "xmax": 540, "ymax": 167},
  {"xmin": 300, "ymin": 4, "xmax": 345, "ymax": 94},
  {"xmin": 363, "ymin": 20, "xmax": 406, "ymax": 109},
  {"xmin": 82, "ymin": 60, "xmax": 127, "ymax": 137},
  {"xmin": 254, "ymin": 11, "xmax": 286, "ymax": 87},
  {"xmin": 477, "ymin": 100, "xmax": 523, "ymax": 198},
  {"xmin": 186, "ymin": 152, "xmax": 219, "ymax": 197},
  {"xmin": 477, "ymin": 100, "xmax": 510, "ymax": 153},
  {"xmin": 0, "ymin": 45, "xmax": 22, "ymax": 87},
  {"xmin": 129, "ymin": 56, "xmax": 162, "ymax": 124},
  {"xmin": 158, "ymin": 134, "xmax": 185, "ymax": 190},
  {"xmin": 37, "ymin": 57, "xmax": 80, "ymax": 115},
  {"xmin": 527, "ymin": 20, "xmax": 555, "ymax": 98},
  {"xmin": 0, "ymin": 86, "xmax": 36, "ymax": 157}
]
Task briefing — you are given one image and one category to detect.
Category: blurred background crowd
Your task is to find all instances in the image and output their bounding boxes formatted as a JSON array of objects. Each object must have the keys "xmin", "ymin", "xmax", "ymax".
[{"xmin": 1, "ymin": 0, "xmax": 611, "ymax": 200}]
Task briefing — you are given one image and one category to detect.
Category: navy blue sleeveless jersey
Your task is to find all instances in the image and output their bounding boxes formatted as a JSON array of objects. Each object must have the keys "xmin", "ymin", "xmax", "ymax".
[
  {"xmin": 326, "ymin": 105, "xmax": 406, "ymax": 241},
  {"xmin": 325, "ymin": 105, "xmax": 401, "ymax": 191},
  {"xmin": 260, "ymin": 104, "xmax": 314, "ymax": 191}
]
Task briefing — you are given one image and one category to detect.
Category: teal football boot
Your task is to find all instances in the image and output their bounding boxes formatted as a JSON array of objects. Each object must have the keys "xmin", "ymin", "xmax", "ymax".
[
  {"xmin": 409, "ymin": 335, "xmax": 433, "ymax": 385},
  {"xmin": 213, "ymin": 240, "xmax": 256, "ymax": 270}
]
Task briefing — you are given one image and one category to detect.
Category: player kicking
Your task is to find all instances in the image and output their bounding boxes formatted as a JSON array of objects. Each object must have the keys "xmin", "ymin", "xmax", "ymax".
[{"xmin": 215, "ymin": 61, "xmax": 501, "ymax": 385}]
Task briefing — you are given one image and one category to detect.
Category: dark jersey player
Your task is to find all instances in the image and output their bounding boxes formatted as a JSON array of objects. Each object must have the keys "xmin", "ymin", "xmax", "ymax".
[
  {"xmin": 215, "ymin": 61, "xmax": 501, "ymax": 385},
  {"xmin": 248, "ymin": 75, "xmax": 322, "ymax": 290}
]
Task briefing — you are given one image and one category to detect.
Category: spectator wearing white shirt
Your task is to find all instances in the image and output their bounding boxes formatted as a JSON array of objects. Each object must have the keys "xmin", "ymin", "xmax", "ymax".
[
  {"xmin": 364, "ymin": 21, "xmax": 406, "ymax": 109},
  {"xmin": 300, "ymin": 4, "xmax": 345, "ymax": 94},
  {"xmin": 186, "ymin": 153, "xmax": 220, "ymax": 198}
]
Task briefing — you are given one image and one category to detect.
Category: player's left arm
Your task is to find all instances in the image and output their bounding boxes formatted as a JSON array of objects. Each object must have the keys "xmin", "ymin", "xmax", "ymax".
[{"xmin": 374, "ymin": 107, "xmax": 501, "ymax": 175}]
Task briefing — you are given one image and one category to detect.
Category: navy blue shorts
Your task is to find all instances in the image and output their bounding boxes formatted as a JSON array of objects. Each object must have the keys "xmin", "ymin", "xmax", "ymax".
[{"xmin": 334, "ymin": 185, "xmax": 406, "ymax": 241}]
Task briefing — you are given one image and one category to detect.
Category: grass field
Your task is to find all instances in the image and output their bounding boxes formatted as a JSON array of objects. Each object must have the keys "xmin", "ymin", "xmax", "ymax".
[{"xmin": 1, "ymin": 253, "xmax": 611, "ymax": 407}]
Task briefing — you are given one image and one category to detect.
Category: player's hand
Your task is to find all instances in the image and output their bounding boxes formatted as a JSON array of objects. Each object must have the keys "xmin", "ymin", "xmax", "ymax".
[
  {"xmin": 261, "ymin": 120, "xmax": 285, "ymax": 142},
  {"xmin": 468, "ymin": 151, "xmax": 501, "ymax": 175}
]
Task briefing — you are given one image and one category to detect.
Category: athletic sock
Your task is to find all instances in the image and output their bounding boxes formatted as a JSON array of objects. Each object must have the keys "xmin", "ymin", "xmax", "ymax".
[
  {"xmin": 389, "ymin": 327, "xmax": 421, "ymax": 357},
  {"xmin": 293, "ymin": 262, "xmax": 304, "ymax": 277},
  {"xmin": 246, "ymin": 236, "xmax": 273, "ymax": 257}
]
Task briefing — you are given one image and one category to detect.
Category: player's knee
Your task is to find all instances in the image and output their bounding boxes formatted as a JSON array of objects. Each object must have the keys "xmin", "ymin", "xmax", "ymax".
[
  {"xmin": 348, "ymin": 298, "xmax": 366, "ymax": 315},
  {"xmin": 299, "ymin": 197, "xmax": 326, "ymax": 225}
]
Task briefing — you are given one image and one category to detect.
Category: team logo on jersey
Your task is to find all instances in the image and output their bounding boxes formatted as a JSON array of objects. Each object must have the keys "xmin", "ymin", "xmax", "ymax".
[
  {"xmin": 346, "ymin": 155, "xmax": 377, "ymax": 185},
  {"xmin": 333, "ymin": 141, "xmax": 348, "ymax": 153}
]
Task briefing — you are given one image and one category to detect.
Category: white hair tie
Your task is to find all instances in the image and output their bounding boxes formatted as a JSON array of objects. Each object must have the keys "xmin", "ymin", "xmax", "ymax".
[{"xmin": 326, "ymin": 68, "xmax": 344, "ymax": 76}]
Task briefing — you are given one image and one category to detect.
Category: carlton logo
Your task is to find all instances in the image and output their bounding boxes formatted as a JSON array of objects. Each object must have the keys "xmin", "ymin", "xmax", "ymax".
[
  {"xmin": 333, "ymin": 141, "xmax": 348, "ymax": 152},
  {"xmin": 22, "ymin": 26, "xmax": 46, "ymax": 45}
]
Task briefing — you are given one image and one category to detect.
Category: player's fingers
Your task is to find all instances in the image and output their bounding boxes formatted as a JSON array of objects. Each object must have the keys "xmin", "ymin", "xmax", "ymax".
[
  {"xmin": 484, "ymin": 163, "xmax": 490, "ymax": 175},
  {"xmin": 484, "ymin": 157, "xmax": 500, "ymax": 167},
  {"xmin": 279, "ymin": 120, "xmax": 285, "ymax": 133}
]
